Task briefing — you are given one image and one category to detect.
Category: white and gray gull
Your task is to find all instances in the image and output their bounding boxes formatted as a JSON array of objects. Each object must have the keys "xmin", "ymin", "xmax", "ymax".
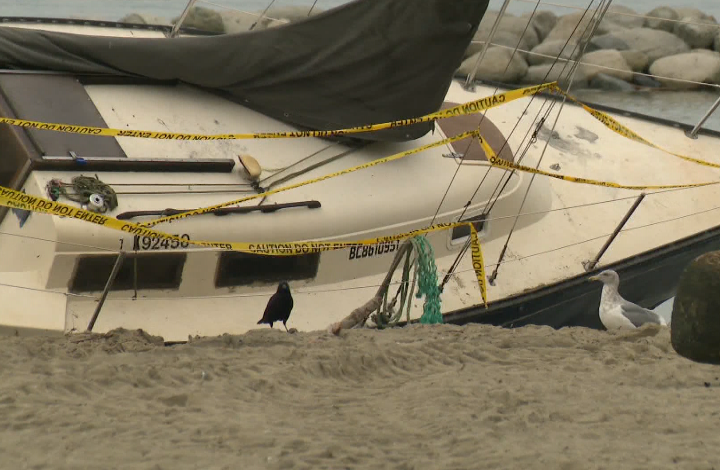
[{"xmin": 589, "ymin": 269, "xmax": 668, "ymax": 330}]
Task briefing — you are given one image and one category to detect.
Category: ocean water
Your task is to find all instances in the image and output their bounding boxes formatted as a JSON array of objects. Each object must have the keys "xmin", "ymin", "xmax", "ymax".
[{"xmin": 0, "ymin": 0, "xmax": 718, "ymax": 30}]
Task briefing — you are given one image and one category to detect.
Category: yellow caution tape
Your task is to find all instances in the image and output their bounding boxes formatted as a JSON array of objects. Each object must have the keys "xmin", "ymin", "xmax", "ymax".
[
  {"xmin": 0, "ymin": 185, "xmax": 489, "ymax": 308},
  {"xmin": 141, "ymin": 122, "xmax": 720, "ymax": 233},
  {"xmin": 0, "ymin": 82, "xmax": 557, "ymax": 141},
  {"xmin": 2, "ymin": 78, "xmax": 716, "ymax": 174},
  {"xmin": 555, "ymin": 85, "xmax": 720, "ymax": 170},
  {"xmin": 139, "ymin": 130, "xmax": 478, "ymax": 228},
  {"xmin": 469, "ymin": 223, "xmax": 487, "ymax": 308},
  {"xmin": 485, "ymin": 152, "xmax": 718, "ymax": 191}
]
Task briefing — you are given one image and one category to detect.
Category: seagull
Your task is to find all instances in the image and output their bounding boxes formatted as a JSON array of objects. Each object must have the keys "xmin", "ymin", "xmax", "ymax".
[
  {"xmin": 257, "ymin": 281, "xmax": 294, "ymax": 331},
  {"xmin": 589, "ymin": 269, "xmax": 668, "ymax": 330}
]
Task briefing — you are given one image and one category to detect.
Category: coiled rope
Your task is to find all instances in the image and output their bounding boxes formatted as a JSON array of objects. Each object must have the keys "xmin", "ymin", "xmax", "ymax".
[
  {"xmin": 373, "ymin": 235, "xmax": 443, "ymax": 328},
  {"xmin": 47, "ymin": 175, "xmax": 118, "ymax": 213}
]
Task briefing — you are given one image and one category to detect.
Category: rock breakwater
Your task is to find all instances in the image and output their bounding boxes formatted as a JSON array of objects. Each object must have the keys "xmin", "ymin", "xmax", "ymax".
[{"xmin": 119, "ymin": 4, "xmax": 720, "ymax": 91}]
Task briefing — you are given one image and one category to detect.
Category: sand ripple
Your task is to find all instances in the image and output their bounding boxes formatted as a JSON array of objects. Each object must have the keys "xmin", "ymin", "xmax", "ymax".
[{"xmin": 1, "ymin": 324, "xmax": 719, "ymax": 469}]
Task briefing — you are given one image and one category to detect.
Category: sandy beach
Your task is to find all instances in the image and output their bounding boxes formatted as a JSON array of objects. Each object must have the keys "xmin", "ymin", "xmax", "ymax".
[{"xmin": 0, "ymin": 323, "xmax": 718, "ymax": 470}]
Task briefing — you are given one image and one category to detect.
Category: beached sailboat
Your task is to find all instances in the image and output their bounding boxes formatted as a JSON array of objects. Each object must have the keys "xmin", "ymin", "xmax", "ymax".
[{"xmin": 0, "ymin": 0, "xmax": 719, "ymax": 341}]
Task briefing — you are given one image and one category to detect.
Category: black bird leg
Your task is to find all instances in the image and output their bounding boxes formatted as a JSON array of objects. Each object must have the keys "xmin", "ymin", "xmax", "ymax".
[{"xmin": 283, "ymin": 321, "xmax": 288, "ymax": 332}]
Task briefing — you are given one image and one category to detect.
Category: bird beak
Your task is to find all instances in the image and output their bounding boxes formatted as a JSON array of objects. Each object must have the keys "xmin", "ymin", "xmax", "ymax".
[{"xmin": 588, "ymin": 275, "xmax": 599, "ymax": 281}]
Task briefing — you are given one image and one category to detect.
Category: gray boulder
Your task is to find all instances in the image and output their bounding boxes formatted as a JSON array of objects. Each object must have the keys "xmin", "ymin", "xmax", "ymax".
[
  {"xmin": 671, "ymin": 251, "xmax": 720, "ymax": 365},
  {"xmin": 674, "ymin": 7, "xmax": 714, "ymax": 19},
  {"xmin": 475, "ymin": 12, "xmax": 541, "ymax": 50},
  {"xmin": 220, "ymin": 5, "xmax": 321, "ymax": 33},
  {"xmin": 589, "ymin": 73, "xmax": 636, "ymax": 91},
  {"xmin": 222, "ymin": 11, "xmax": 288, "ymax": 33},
  {"xmin": 694, "ymin": 49, "xmax": 720, "ymax": 58},
  {"xmin": 528, "ymin": 39, "xmax": 580, "ymax": 65},
  {"xmin": 222, "ymin": 11, "xmax": 260, "ymax": 33},
  {"xmin": 602, "ymin": 5, "xmax": 645, "ymax": 29},
  {"xmin": 579, "ymin": 49, "xmax": 633, "ymax": 81},
  {"xmin": 606, "ymin": 27, "xmax": 690, "ymax": 65},
  {"xmin": 172, "ymin": 6, "xmax": 224, "ymax": 33},
  {"xmin": 620, "ymin": 50, "xmax": 649, "ymax": 72},
  {"xmin": 263, "ymin": 5, "xmax": 324, "ymax": 22},
  {"xmin": 644, "ymin": 6, "xmax": 679, "ymax": 32},
  {"xmin": 522, "ymin": 10, "xmax": 558, "ymax": 42},
  {"xmin": 458, "ymin": 46, "xmax": 529, "ymax": 83},
  {"xmin": 633, "ymin": 74, "xmax": 662, "ymax": 87},
  {"xmin": 589, "ymin": 34, "xmax": 630, "ymax": 51},
  {"xmin": 649, "ymin": 50, "xmax": 720, "ymax": 89},
  {"xmin": 119, "ymin": 13, "xmax": 169, "ymax": 25},
  {"xmin": 544, "ymin": 12, "xmax": 605, "ymax": 43},
  {"xmin": 673, "ymin": 12, "xmax": 718, "ymax": 48},
  {"xmin": 521, "ymin": 62, "xmax": 589, "ymax": 88},
  {"xmin": 466, "ymin": 30, "xmax": 534, "ymax": 60}
]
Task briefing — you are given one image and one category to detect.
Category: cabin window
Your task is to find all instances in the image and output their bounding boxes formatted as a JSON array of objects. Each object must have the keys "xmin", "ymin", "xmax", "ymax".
[
  {"xmin": 451, "ymin": 213, "xmax": 487, "ymax": 242},
  {"xmin": 215, "ymin": 251, "xmax": 320, "ymax": 288},
  {"xmin": 69, "ymin": 253, "xmax": 186, "ymax": 293}
]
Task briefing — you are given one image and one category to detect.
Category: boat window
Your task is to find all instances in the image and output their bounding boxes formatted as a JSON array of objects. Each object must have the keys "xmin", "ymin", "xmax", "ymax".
[
  {"xmin": 69, "ymin": 253, "xmax": 186, "ymax": 293},
  {"xmin": 451, "ymin": 214, "xmax": 487, "ymax": 241},
  {"xmin": 215, "ymin": 251, "xmax": 320, "ymax": 288}
]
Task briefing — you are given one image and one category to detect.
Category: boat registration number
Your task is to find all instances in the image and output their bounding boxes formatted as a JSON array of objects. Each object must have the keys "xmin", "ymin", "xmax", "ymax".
[
  {"xmin": 348, "ymin": 240, "xmax": 400, "ymax": 261},
  {"xmin": 133, "ymin": 234, "xmax": 191, "ymax": 251}
]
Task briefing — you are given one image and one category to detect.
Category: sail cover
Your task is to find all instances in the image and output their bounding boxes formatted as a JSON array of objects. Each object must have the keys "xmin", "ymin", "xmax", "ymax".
[{"xmin": 0, "ymin": 0, "xmax": 488, "ymax": 142}]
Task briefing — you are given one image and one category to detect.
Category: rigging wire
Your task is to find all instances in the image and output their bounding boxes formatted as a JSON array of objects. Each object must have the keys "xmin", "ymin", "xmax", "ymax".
[
  {"xmin": 486, "ymin": 0, "xmax": 614, "ymax": 285},
  {"xmin": 438, "ymin": 0, "xmax": 602, "ymax": 289},
  {"xmin": 248, "ymin": 0, "xmax": 277, "ymax": 30},
  {"xmin": 465, "ymin": 1, "xmax": 601, "ymax": 217},
  {"xmin": 480, "ymin": 1, "xmax": 609, "ymax": 218},
  {"xmin": 427, "ymin": 0, "xmax": 546, "ymax": 229},
  {"xmin": 433, "ymin": 0, "xmax": 577, "ymax": 284},
  {"xmin": 307, "ymin": 0, "xmax": 320, "ymax": 16}
]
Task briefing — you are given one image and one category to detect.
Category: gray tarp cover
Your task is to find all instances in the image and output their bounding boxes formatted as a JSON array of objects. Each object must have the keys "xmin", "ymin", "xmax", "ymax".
[{"xmin": 0, "ymin": 0, "xmax": 488, "ymax": 142}]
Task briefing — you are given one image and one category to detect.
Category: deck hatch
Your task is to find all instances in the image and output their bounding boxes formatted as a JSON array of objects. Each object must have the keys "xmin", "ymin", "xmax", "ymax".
[
  {"xmin": 0, "ymin": 74, "xmax": 127, "ymax": 158},
  {"xmin": 69, "ymin": 253, "xmax": 186, "ymax": 293},
  {"xmin": 215, "ymin": 251, "xmax": 320, "ymax": 288}
]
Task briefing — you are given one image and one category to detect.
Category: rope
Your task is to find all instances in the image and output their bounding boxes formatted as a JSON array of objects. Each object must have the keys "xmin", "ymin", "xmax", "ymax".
[
  {"xmin": 412, "ymin": 236, "xmax": 443, "ymax": 324},
  {"xmin": 47, "ymin": 175, "xmax": 118, "ymax": 213},
  {"xmin": 371, "ymin": 236, "xmax": 443, "ymax": 327}
]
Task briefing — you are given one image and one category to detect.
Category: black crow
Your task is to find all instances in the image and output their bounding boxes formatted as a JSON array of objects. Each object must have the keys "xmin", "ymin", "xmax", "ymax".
[{"xmin": 257, "ymin": 281, "xmax": 294, "ymax": 331}]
